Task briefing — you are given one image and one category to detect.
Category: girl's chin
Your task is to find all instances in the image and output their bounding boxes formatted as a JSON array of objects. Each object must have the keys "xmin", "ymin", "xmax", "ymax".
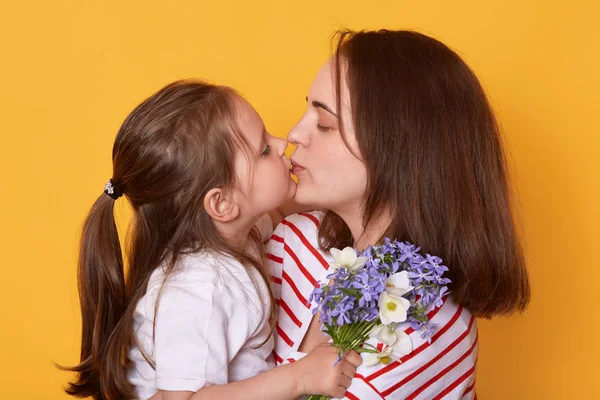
[{"xmin": 286, "ymin": 179, "xmax": 297, "ymax": 200}]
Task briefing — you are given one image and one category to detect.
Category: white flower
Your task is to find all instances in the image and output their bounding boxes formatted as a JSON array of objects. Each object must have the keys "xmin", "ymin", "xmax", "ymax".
[
  {"xmin": 364, "ymin": 324, "xmax": 413, "ymax": 367},
  {"xmin": 384, "ymin": 270, "xmax": 414, "ymax": 297},
  {"xmin": 370, "ymin": 324, "xmax": 413, "ymax": 356},
  {"xmin": 364, "ymin": 346, "xmax": 396, "ymax": 367},
  {"xmin": 379, "ymin": 292, "xmax": 410, "ymax": 325},
  {"xmin": 329, "ymin": 247, "xmax": 369, "ymax": 273}
]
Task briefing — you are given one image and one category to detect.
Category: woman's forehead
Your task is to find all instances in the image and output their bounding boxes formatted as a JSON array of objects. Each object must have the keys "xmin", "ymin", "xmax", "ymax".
[
  {"xmin": 308, "ymin": 59, "xmax": 337, "ymax": 106},
  {"xmin": 310, "ymin": 58, "xmax": 353, "ymax": 108}
]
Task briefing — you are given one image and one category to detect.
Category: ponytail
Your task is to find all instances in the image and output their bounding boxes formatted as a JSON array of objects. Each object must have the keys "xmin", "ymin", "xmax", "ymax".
[{"xmin": 60, "ymin": 193, "xmax": 130, "ymax": 399}]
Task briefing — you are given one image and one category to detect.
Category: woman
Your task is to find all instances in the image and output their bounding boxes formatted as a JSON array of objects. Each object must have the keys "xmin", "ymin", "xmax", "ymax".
[{"xmin": 267, "ymin": 29, "xmax": 529, "ymax": 399}]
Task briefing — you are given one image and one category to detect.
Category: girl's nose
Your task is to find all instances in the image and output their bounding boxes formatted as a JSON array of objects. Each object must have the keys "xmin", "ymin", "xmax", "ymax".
[{"xmin": 273, "ymin": 135, "xmax": 288, "ymax": 156}]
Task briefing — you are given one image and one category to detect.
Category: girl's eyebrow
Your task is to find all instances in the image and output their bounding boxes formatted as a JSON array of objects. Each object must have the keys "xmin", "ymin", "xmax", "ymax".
[
  {"xmin": 257, "ymin": 127, "xmax": 267, "ymax": 155},
  {"xmin": 306, "ymin": 96, "xmax": 338, "ymax": 118}
]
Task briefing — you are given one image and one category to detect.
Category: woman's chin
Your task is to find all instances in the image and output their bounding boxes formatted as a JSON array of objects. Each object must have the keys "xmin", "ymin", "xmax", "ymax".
[{"xmin": 292, "ymin": 183, "xmax": 315, "ymax": 207}]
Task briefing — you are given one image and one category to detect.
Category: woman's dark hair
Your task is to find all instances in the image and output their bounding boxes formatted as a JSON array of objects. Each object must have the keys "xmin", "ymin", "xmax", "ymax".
[{"xmin": 319, "ymin": 30, "xmax": 530, "ymax": 318}]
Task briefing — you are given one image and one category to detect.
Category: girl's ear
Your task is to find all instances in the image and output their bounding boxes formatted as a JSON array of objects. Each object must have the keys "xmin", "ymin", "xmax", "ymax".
[{"xmin": 203, "ymin": 188, "xmax": 240, "ymax": 222}]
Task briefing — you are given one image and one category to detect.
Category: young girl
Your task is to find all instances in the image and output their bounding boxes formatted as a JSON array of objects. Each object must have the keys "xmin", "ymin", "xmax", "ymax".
[{"xmin": 63, "ymin": 80, "xmax": 361, "ymax": 400}]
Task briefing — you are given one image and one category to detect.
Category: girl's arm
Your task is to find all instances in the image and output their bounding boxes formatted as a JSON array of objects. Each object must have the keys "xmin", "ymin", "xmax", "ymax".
[{"xmin": 151, "ymin": 344, "xmax": 361, "ymax": 400}]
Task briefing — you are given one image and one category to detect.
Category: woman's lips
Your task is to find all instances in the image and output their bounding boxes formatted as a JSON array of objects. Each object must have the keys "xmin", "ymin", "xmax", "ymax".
[{"xmin": 291, "ymin": 159, "xmax": 305, "ymax": 175}]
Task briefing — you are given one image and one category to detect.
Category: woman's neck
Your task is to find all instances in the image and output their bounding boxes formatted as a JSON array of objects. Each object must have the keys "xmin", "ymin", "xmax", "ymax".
[{"xmin": 334, "ymin": 203, "xmax": 392, "ymax": 252}]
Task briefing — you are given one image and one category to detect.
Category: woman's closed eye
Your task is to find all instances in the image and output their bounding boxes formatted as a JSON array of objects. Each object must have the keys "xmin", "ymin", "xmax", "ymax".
[{"xmin": 316, "ymin": 124, "xmax": 331, "ymax": 133}]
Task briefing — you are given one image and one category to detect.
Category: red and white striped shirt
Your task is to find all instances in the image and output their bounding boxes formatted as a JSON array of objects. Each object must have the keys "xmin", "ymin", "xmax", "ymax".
[{"xmin": 266, "ymin": 211, "xmax": 478, "ymax": 399}]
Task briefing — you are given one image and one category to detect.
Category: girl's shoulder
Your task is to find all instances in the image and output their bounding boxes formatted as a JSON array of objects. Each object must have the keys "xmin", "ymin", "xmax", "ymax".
[
  {"xmin": 142, "ymin": 250, "xmax": 271, "ymax": 325},
  {"xmin": 146, "ymin": 250, "xmax": 257, "ymax": 295}
]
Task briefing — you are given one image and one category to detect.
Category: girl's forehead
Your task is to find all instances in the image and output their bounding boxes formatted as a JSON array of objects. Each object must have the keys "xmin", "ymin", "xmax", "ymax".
[{"xmin": 234, "ymin": 97, "xmax": 264, "ymax": 150}]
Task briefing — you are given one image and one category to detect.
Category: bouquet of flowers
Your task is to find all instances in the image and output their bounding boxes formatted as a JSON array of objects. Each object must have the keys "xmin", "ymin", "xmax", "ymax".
[{"xmin": 307, "ymin": 238, "xmax": 451, "ymax": 400}]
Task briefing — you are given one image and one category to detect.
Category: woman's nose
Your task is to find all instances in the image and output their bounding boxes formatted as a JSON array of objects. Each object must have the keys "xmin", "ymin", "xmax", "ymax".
[{"xmin": 287, "ymin": 118, "xmax": 310, "ymax": 147}]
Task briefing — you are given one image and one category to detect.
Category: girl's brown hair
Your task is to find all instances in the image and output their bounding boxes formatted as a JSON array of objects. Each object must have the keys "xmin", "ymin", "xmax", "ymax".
[
  {"xmin": 319, "ymin": 30, "xmax": 530, "ymax": 318},
  {"xmin": 60, "ymin": 80, "xmax": 274, "ymax": 399}
]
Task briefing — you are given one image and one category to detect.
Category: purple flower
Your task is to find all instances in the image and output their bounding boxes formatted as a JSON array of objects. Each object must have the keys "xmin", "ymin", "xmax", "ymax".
[
  {"xmin": 366, "ymin": 257, "xmax": 382, "ymax": 270},
  {"xmin": 331, "ymin": 300, "xmax": 354, "ymax": 326},
  {"xmin": 308, "ymin": 238, "xmax": 450, "ymax": 366},
  {"xmin": 397, "ymin": 242, "xmax": 421, "ymax": 262},
  {"xmin": 319, "ymin": 309, "xmax": 333, "ymax": 325},
  {"xmin": 408, "ymin": 269, "xmax": 434, "ymax": 284},
  {"xmin": 434, "ymin": 286, "xmax": 449, "ymax": 308},
  {"xmin": 409, "ymin": 318, "xmax": 425, "ymax": 331},
  {"xmin": 413, "ymin": 285, "xmax": 426, "ymax": 297},
  {"xmin": 420, "ymin": 322, "xmax": 438, "ymax": 343},
  {"xmin": 420, "ymin": 290, "xmax": 437, "ymax": 307},
  {"xmin": 426, "ymin": 254, "xmax": 449, "ymax": 275},
  {"xmin": 308, "ymin": 286, "xmax": 323, "ymax": 305},
  {"xmin": 350, "ymin": 269, "xmax": 386, "ymax": 307},
  {"xmin": 434, "ymin": 275, "xmax": 452, "ymax": 285}
]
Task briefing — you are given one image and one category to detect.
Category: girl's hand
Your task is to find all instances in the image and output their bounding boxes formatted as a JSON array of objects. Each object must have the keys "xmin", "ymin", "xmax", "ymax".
[{"xmin": 292, "ymin": 343, "xmax": 362, "ymax": 398}]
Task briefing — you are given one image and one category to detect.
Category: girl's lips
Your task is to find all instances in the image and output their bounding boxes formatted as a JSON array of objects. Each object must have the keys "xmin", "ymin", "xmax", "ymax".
[{"xmin": 290, "ymin": 159, "xmax": 305, "ymax": 175}]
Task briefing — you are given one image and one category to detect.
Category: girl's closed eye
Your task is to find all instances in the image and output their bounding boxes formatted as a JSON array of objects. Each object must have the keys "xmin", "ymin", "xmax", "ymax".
[{"xmin": 261, "ymin": 144, "xmax": 272, "ymax": 156}]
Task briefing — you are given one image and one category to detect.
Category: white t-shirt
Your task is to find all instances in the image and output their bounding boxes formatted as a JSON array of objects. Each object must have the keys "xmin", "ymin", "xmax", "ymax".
[{"xmin": 127, "ymin": 249, "xmax": 275, "ymax": 399}]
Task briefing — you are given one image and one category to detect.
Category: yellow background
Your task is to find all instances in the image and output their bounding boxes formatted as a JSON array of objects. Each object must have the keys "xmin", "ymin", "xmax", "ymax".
[{"xmin": 1, "ymin": 1, "xmax": 598, "ymax": 398}]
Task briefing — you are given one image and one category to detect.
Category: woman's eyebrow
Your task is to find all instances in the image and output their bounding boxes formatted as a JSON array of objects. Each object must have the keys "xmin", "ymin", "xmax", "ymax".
[{"xmin": 306, "ymin": 96, "xmax": 338, "ymax": 118}]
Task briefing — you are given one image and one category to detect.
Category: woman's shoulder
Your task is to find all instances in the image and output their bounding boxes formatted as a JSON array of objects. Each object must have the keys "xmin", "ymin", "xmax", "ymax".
[
  {"xmin": 268, "ymin": 211, "xmax": 331, "ymax": 267},
  {"xmin": 407, "ymin": 296, "xmax": 477, "ymax": 366},
  {"xmin": 428, "ymin": 296, "xmax": 477, "ymax": 340},
  {"xmin": 272, "ymin": 211, "xmax": 324, "ymax": 243}
]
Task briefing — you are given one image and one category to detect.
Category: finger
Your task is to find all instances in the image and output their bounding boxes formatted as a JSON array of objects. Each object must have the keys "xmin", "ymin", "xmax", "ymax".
[
  {"xmin": 332, "ymin": 387, "xmax": 346, "ymax": 399},
  {"xmin": 341, "ymin": 361, "xmax": 356, "ymax": 379},
  {"xmin": 337, "ymin": 374, "xmax": 352, "ymax": 388},
  {"xmin": 322, "ymin": 343, "xmax": 338, "ymax": 354},
  {"xmin": 344, "ymin": 350, "xmax": 363, "ymax": 367}
]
